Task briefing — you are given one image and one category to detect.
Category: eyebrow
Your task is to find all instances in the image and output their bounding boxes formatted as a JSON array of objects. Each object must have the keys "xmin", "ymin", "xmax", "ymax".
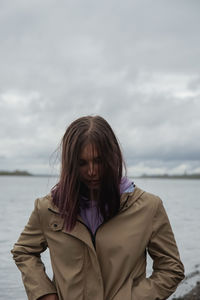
[{"xmin": 79, "ymin": 155, "xmax": 101, "ymax": 160}]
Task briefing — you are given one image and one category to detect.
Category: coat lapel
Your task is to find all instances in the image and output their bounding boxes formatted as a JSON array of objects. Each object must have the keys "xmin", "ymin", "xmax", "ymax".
[
  {"xmin": 47, "ymin": 195, "xmax": 96, "ymax": 253},
  {"xmin": 64, "ymin": 221, "xmax": 95, "ymax": 253}
]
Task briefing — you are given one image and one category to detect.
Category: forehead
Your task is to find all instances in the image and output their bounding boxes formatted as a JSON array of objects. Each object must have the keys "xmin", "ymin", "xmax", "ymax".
[{"xmin": 79, "ymin": 143, "xmax": 99, "ymax": 159}]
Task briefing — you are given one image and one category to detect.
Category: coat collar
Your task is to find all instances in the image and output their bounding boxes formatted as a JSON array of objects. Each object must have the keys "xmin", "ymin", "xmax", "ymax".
[
  {"xmin": 47, "ymin": 186, "xmax": 145, "ymax": 254},
  {"xmin": 119, "ymin": 186, "xmax": 145, "ymax": 211},
  {"xmin": 47, "ymin": 186, "xmax": 145, "ymax": 214}
]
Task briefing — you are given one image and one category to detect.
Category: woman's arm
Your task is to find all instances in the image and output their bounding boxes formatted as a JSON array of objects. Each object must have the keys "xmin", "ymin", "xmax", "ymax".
[
  {"xmin": 132, "ymin": 198, "xmax": 185, "ymax": 300},
  {"xmin": 11, "ymin": 198, "xmax": 57, "ymax": 300}
]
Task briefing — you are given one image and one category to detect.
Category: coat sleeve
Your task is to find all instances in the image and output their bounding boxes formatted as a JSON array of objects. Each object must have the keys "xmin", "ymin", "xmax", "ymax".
[
  {"xmin": 132, "ymin": 198, "xmax": 185, "ymax": 300},
  {"xmin": 11, "ymin": 198, "xmax": 57, "ymax": 300}
]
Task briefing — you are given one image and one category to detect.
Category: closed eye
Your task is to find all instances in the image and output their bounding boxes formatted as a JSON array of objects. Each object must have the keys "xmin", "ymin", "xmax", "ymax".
[
  {"xmin": 79, "ymin": 157, "xmax": 102, "ymax": 166},
  {"xmin": 79, "ymin": 159, "xmax": 87, "ymax": 166},
  {"xmin": 94, "ymin": 157, "xmax": 102, "ymax": 164}
]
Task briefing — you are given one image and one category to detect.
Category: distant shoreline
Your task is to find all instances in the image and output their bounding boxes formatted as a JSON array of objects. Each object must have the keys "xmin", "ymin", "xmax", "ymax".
[
  {"xmin": 136, "ymin": 174, "xmax": 200, "ymax": 180},
  {"xmin": 0, "ymin": 170, "xmax": 57, "ymax": 177},
  {"xmin": 0, "ymin": 170, "xmax": 200, "ymax": 179}
]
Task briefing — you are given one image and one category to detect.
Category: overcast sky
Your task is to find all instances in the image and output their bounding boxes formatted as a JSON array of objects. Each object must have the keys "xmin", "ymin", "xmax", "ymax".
[{"xmin": 0, "ymin": 0, "xmax": 200, "ymax": 176}]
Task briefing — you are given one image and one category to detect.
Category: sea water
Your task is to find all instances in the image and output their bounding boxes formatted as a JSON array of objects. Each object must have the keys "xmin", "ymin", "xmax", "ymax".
[{"xmin": 0, "ymin": 176, "xmax": 199, "ymax": 299}]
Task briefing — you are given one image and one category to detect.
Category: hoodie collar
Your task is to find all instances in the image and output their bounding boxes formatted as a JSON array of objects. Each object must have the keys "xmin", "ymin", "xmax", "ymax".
[
  {"xmin": 48, "ymin": 185, "xmax": 145, "ymax": 214},
  {"xmin": 119, "ymin": 185, "xmax": 145, "ymax": 210},
  {"xmin": 120, "ymin": 176, "xmax": 134, "ymax": 194}
]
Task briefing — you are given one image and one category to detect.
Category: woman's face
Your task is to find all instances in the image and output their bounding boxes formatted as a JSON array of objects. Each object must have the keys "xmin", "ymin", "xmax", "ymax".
[{"xmin": 79, "ymin": 143, "xmax": 102, "ymax": 189}]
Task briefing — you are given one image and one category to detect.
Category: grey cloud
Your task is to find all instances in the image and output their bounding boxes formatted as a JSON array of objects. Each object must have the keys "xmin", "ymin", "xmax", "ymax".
[{"xmin": 0, "ymin": 0, "xmax": 200, "ymax": 174}]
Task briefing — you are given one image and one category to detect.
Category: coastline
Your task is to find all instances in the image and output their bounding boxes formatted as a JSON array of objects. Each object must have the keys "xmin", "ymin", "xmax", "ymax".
[
  {"xmin": 173, "ymin": 281, "xmax": 200, "ymax": 299},
  {"xmin": 0, "ymin": 170, "xmax": 57, "ymax": 177},
  {"xmin": 1, "ymin": 170, "xmax": 200, "ymax": 179},
  {"xmin": 172, "ymin": 267, "xmax": 200, "ymax": 300}
]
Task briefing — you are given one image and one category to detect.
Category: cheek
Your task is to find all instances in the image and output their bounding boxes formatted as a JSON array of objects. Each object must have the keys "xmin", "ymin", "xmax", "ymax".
[
  {"xmin": 79, "ymin": 167, "xmax": 86, "ymax": 179},
  {"xmin": 97, "ymin": 165, "xmax": 103, "ymax": 177}
]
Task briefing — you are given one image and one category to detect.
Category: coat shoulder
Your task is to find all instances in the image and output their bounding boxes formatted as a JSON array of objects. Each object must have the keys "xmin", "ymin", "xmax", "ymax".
[
  {"xmin": 129, "ymin": 186, "xmax": 162, "ymax": 211},
  {"xmin": 34, "ymin": 193, "xmax": 57, "ymax": 218},
  {"xmin": 33, "ymin": 193, "xmax": 60, "ymax": 229},
  {"xmin": 35, "ymin": 193, "xmax": 52, "ymax": 209},
  {"xmin": 141, "ymin": 189, "xmax": 162, "ymax": 204}
]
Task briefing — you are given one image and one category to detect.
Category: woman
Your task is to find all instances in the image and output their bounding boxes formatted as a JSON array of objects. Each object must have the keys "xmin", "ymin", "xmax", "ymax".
[{"xmin": 11, "ymin": 115, "xmax": 184, "ymax": 300}]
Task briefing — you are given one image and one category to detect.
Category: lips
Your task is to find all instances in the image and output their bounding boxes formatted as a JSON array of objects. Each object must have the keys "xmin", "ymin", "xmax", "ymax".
[
  {"xmin": 87, "ymin": 180, "xmax": 100, "ymax": 186},
  {"xmin": 89, "ymin": 180, "xmax": 100, "ymax": 184}
]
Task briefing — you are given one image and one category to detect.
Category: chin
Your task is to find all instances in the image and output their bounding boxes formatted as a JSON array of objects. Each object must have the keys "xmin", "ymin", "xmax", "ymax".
[
  {"xmin": 87, "ymin": 181, "xmax": 101, "ymax": 189},
  {"xmin": 88, "ymin": 184, "xmax": 100, "ymax": 190}
]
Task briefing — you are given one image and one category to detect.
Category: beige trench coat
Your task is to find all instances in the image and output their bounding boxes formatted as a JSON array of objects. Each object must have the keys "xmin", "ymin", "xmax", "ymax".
[{"xmin": 11, "ymin": 186, "xmax": 184, "ymax": 300}]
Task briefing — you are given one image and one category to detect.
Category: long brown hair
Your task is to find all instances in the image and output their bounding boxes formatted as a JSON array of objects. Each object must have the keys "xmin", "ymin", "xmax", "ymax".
[{"xmin": 52, "ymin": 115, "xmax": 126, "ymax": 231}]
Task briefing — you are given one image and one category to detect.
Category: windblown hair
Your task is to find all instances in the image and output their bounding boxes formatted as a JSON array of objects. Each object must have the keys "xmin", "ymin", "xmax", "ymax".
[{"xmin": 52, "ymin": 115, "xmax": 126, "ymax": 231}]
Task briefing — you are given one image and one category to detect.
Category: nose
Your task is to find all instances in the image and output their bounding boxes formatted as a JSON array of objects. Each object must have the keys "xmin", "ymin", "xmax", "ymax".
[{"xmin": 88, "ymin": 162, "xmax": 96, "ymax": 177}]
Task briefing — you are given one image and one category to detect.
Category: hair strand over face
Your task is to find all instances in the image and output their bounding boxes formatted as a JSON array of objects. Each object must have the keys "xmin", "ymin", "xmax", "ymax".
[{"xmin": 51, "ymin": 115, "xmax": 126, "ymax": 231}]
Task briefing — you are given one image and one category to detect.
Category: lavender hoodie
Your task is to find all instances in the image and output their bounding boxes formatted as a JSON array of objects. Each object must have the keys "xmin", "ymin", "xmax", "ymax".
[{"xmin": 79, "ymin": 177, "xmax": 134, "ymax": 234}]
